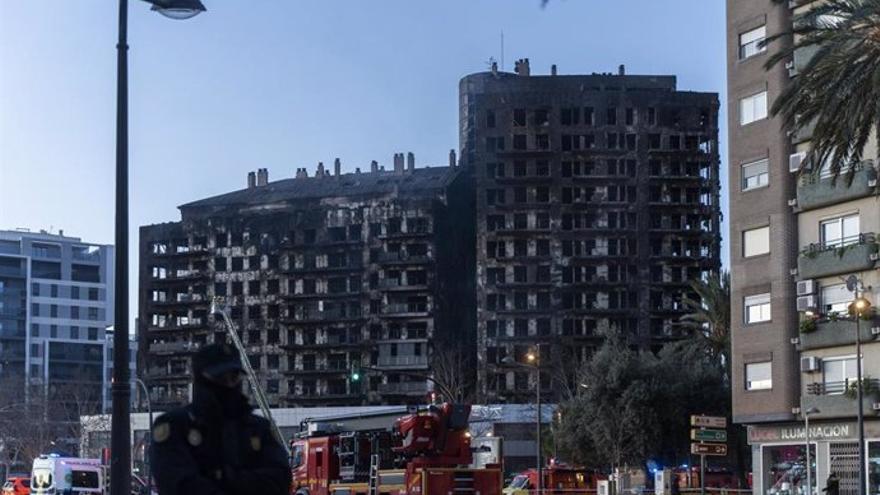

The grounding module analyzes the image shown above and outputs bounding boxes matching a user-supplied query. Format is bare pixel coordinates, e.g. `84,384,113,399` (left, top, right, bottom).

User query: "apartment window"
70,326,79,339
821,284,852,315
739,25,767,60
742,158,769,191
513,135,527,150
71,286,80,300
513,109,526,126
51,285,58,298
820,214,860,248
743,226,770,257
215,257,227,271
745,361,772,390
740,91,768,125
606,107,617,125
32,283,40,297
744,293,771,324
486,110,496,128
88,288,99,300
823,356,859,394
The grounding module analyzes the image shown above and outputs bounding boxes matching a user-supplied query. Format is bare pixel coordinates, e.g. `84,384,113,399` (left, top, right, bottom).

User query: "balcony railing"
382,303,429,315
802,379,880,420
796,161,877,210
376,355,429,368
797,232,878,279
798,315,880,351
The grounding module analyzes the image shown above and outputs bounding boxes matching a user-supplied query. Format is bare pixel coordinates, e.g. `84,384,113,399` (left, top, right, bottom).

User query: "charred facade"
459,62,722,402
139,158,475,410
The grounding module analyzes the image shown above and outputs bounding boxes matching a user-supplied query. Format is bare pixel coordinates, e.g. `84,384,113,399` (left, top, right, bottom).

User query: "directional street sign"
690,415,727,429
691,443,728,456
691,429,728,442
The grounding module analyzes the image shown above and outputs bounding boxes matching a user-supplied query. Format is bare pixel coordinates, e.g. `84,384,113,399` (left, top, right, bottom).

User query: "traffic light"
350,363,361,382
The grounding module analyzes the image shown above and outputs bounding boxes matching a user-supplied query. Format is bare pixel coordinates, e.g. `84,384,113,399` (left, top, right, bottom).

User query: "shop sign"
748,423,854,443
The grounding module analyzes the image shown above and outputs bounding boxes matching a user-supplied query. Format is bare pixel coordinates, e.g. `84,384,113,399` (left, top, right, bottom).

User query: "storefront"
748,420,880,495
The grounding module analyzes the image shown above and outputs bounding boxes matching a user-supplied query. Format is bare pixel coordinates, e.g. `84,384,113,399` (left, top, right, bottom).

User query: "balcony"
149,341,201,355
378,381,429,395
287,309,363,323
376,252,431,265
798,315,880,351
381,303,430,317
796,163,877,211
797,233,878,279
376,355,429,369
802,379,880,420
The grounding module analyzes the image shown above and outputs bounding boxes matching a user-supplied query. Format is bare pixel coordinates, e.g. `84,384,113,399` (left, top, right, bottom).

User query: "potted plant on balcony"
799,317,818,334
844,376,879,399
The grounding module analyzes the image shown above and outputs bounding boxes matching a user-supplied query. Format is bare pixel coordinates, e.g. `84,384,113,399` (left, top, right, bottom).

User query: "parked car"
2,476,30,495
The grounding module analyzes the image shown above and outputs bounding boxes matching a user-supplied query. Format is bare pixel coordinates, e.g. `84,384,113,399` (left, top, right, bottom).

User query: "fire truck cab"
290,404,502,495
504,462,602,495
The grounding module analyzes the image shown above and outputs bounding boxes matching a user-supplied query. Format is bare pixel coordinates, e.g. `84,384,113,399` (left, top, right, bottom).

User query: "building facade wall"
460,66,722,402
139,164,475,410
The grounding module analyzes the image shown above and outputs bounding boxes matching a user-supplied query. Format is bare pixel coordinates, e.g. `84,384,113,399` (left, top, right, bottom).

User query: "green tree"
766,0,880,181
680,271,731,380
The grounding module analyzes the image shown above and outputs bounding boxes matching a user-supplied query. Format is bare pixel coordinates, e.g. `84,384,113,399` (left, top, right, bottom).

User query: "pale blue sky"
0,0,728,324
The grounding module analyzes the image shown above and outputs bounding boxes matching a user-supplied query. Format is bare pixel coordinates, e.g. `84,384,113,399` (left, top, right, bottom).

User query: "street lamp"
845,275,871,495
110,2,204,495
802,406,819,495
503,343,546,495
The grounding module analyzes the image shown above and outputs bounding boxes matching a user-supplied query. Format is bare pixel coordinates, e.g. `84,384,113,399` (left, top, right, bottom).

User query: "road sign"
691,429,728,442
690,415,727,428
691,443,728,456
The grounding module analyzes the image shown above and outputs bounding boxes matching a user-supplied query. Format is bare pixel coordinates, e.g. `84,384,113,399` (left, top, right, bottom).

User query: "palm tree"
680,271,730,376
765,0,880,182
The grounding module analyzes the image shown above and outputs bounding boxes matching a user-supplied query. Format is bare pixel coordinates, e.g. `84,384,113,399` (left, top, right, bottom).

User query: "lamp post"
844,275,871,495
802,406,819,495
110,2,204,495
504,343,546,495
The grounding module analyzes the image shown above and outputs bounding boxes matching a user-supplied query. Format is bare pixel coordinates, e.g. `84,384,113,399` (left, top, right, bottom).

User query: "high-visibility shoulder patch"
153,422,171,443
250,435,262,452
187,428,203,447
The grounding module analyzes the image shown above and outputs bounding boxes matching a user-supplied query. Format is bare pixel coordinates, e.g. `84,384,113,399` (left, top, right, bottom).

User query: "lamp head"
526,352,537,363
853,297,871,311
144,0,206,20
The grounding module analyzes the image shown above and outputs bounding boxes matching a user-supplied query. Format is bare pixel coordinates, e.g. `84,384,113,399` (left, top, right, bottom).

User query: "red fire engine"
290,403,502,495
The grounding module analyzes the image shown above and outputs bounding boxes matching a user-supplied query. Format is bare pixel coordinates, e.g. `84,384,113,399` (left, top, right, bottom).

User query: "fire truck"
290,403,502,495
504,461,603,495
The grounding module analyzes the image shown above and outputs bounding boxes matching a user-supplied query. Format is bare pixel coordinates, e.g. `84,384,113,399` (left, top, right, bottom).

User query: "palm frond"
763,0,880,183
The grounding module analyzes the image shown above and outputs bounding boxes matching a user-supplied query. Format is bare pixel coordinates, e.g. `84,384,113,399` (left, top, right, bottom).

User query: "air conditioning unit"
800,356,821,373
790,337,800,345
797,295,818,312
873,402,880,411
871,327,880,337
789,152,808,173
788,198,798,207
796,280,817,296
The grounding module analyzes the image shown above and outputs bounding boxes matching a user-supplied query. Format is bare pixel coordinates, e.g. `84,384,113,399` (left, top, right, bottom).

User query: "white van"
31,455,105,495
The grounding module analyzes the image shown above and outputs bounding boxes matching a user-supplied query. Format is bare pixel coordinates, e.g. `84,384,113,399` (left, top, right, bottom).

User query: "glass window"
739,25,767,59
762,444,814,495
820,214,860,248
745,293,771,323
740,91,768,125
746,361,772,390
821,283,851,315
869,442,880,495
822,355,859,394
743,226,770,257
742,158,769,191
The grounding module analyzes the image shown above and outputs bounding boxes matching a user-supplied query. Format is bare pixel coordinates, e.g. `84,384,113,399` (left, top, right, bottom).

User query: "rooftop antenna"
501,30,505,71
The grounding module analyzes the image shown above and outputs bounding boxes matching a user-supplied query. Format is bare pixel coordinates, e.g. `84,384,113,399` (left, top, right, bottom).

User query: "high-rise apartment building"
460,61,722,402
727,3,880,494
139,158,474,411
0,229,134,415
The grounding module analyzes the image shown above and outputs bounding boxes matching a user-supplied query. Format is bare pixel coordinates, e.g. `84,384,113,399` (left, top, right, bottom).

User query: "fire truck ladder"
212,298,290,456
453,471,475,494
368,454,380,495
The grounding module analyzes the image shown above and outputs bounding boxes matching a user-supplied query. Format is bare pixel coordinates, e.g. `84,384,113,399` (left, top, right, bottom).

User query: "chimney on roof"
514,58,530,76
247,171,256,188
334,158,341,177
316,162,325,177
257,168,268,186
371,160,379,173
407,152,415,172
355,167,361,174
491,61,498,75
296,167,309,179
618,64,626,76
551,64,557,76
449,149,457,168
393,153,404,175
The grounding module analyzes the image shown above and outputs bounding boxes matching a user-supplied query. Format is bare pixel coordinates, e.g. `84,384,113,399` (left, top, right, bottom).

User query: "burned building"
139,155,474,410
460,61,722,402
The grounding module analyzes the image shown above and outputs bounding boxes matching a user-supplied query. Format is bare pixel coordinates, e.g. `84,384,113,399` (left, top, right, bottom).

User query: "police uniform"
150,344,290,495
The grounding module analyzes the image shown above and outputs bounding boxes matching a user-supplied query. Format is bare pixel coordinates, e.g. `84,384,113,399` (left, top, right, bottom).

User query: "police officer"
150,343,291,495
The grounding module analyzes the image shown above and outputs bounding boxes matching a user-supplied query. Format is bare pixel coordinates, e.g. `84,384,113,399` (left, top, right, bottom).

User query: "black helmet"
192,343,243,381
